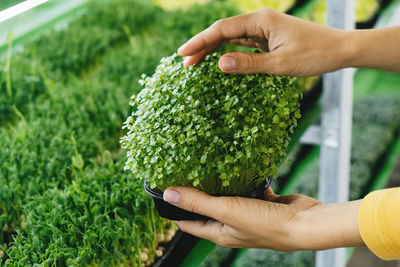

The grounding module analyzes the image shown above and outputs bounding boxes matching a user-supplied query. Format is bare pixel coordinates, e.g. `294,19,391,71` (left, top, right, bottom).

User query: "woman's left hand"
163,186,364,251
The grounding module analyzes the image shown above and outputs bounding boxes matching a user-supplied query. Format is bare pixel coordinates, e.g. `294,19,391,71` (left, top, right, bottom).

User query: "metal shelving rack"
300,1,354,266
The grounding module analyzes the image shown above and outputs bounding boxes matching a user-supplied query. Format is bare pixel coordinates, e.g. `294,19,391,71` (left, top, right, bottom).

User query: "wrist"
290,201,364,251
335,30,359,70
341,27,400,72
287,205,325,251
314,28,357,73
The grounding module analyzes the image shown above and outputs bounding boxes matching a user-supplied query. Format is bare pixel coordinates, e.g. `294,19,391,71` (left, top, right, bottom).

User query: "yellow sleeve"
358,187,400,260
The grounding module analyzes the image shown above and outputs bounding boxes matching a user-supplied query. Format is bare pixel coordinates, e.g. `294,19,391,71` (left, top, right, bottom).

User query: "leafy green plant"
5,158,175,267
122,49,301,194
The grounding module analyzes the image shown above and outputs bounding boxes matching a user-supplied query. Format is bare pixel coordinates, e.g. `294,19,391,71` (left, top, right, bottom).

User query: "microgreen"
122,49,302,194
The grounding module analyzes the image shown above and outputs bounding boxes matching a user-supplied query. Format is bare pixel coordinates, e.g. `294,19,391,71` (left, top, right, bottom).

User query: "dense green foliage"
0,37,167,267
5,159,173,266
0,34,169,235
21,0,159,78
0,0,159,125
1,0,241,265
277,144,302,177
122,50,301,194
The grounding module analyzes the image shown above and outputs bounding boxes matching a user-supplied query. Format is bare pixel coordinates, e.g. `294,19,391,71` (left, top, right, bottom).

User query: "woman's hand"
178,8,351,77
178,8,400,76
163,186,364,251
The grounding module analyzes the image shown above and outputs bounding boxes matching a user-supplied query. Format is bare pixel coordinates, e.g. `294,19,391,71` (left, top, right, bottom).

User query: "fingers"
264,187,280,201
177,220,243,248
218,51,283,74
176,220,217,241
163,187,231,222
178,11,264,57
176,220,222,242
183,50,209,67
183,43,219,67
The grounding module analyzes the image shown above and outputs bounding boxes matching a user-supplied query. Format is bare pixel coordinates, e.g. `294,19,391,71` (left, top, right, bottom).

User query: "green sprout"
122,48,302,195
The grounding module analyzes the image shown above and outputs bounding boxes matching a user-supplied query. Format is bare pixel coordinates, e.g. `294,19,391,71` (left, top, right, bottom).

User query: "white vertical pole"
316,0,354,267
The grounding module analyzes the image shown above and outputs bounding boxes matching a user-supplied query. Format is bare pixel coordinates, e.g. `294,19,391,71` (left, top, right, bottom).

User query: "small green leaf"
200,154,207,164
72,154,84,169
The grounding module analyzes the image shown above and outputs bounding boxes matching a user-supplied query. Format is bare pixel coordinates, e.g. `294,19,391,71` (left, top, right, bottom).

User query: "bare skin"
163,8,400,251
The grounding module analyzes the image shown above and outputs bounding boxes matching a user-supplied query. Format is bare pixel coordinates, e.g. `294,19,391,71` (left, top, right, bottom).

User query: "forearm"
343,26,400,72
292,200,364,250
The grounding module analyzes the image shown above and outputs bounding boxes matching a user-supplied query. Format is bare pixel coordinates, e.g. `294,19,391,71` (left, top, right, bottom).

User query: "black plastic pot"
145,177,273,221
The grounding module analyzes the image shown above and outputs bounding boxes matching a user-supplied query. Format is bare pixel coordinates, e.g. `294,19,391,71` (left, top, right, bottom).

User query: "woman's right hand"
178,8,400,76
178,8,351,76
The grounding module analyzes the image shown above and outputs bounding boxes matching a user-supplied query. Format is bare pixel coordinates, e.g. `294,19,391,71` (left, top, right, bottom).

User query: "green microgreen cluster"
122,49,301,194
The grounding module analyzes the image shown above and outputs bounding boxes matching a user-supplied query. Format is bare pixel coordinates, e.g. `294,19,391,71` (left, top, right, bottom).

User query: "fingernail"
164,189,180,204
183,57,190,67
219,56,236,71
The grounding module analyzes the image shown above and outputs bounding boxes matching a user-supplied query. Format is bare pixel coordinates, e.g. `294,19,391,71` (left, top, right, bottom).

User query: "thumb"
219,52,283,75
163,187,229,222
